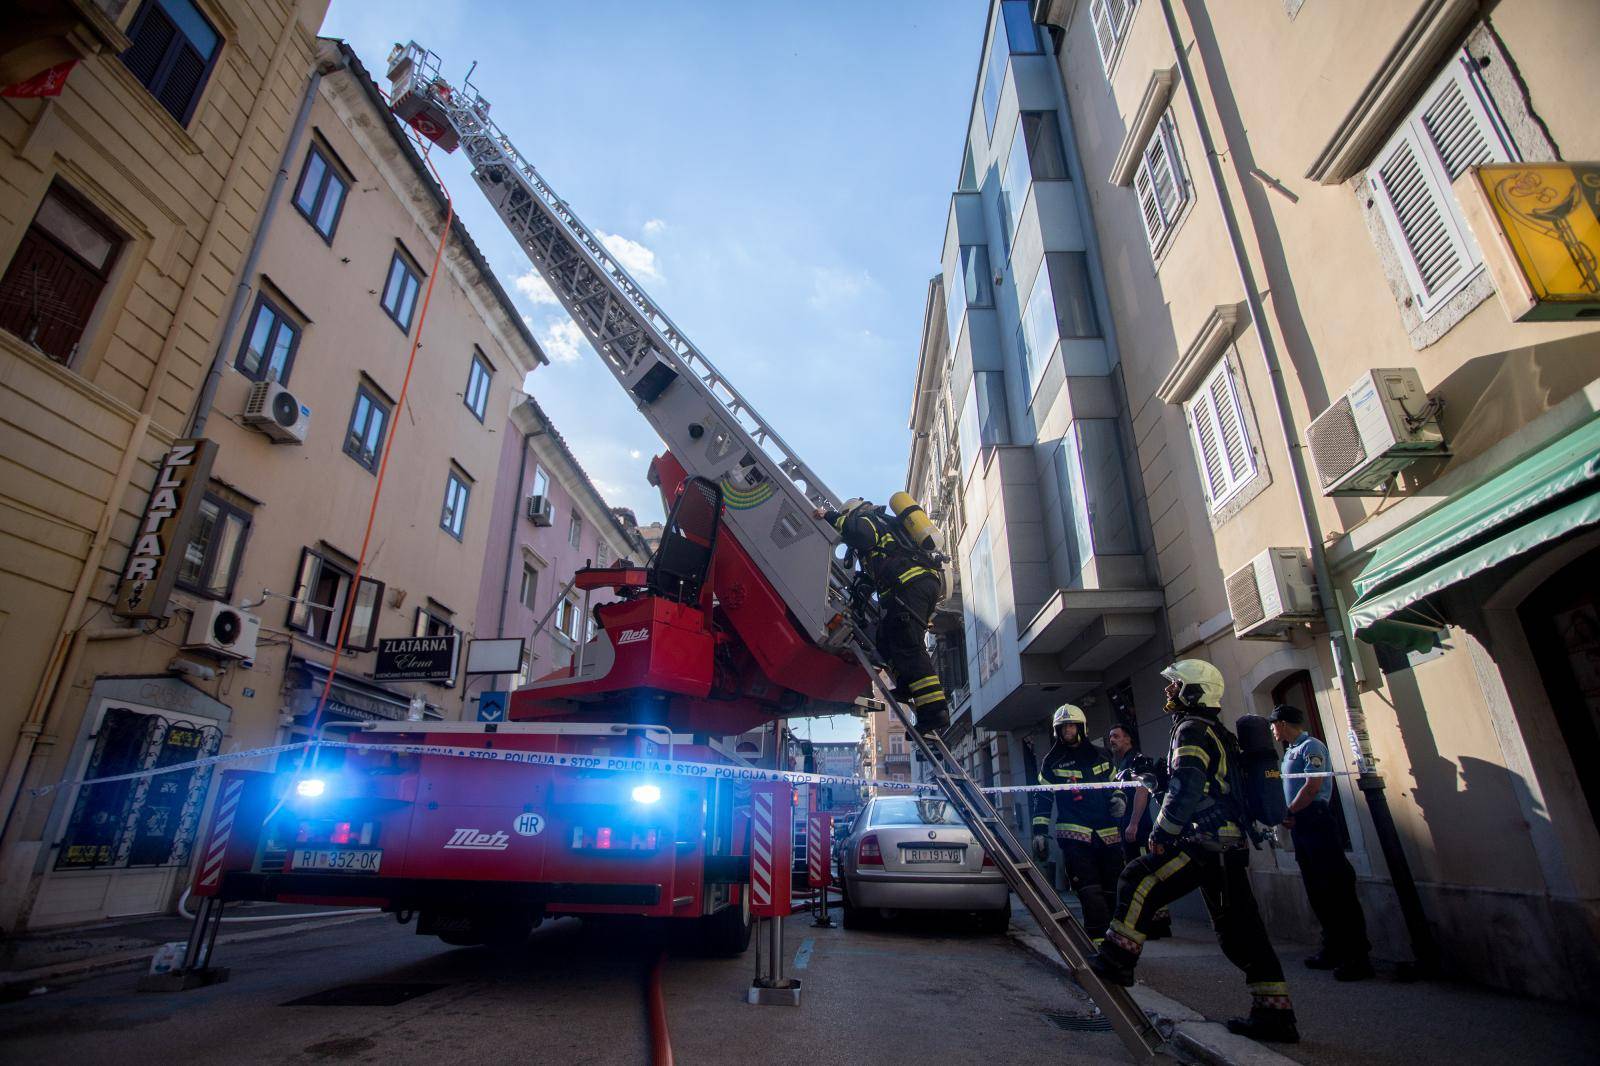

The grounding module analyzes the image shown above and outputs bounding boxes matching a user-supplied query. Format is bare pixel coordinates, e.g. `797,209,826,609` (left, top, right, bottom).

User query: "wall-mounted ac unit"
1226,548,1319,639
242,380,310,444
526,494,554,526
1306,368,1445,495
184,601,260,660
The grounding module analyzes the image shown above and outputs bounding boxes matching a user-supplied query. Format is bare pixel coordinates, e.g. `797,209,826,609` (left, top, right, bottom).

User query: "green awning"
1349,415,1600,651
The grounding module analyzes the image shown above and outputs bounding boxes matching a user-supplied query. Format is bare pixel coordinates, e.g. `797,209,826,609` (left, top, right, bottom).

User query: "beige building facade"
0,21,549,932
1017,0,1596,1001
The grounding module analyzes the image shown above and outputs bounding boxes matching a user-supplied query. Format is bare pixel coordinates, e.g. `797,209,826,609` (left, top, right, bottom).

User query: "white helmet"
1161,659,1225,709
1051,704,1088,732
839,497,868,516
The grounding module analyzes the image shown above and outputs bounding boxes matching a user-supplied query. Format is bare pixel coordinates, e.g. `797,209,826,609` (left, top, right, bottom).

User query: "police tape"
28,734,1352,800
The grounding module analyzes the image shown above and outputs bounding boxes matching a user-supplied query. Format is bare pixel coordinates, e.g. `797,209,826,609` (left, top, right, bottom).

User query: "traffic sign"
477,691,507,722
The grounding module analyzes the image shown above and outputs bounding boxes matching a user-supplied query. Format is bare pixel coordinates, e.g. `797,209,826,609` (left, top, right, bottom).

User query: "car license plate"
290,848,382,873
903,847,963,863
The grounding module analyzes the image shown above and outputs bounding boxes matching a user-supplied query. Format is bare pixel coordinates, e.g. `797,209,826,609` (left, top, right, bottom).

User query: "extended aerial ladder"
385,44,1167,1061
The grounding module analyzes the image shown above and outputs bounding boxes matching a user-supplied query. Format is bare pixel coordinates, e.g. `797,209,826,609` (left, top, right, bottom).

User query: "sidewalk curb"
1009,926,1298,1066
0,912,381,992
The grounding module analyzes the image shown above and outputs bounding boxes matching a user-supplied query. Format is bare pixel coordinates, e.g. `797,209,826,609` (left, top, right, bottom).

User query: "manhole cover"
284,982,445,1007
1044,1011,1114,1032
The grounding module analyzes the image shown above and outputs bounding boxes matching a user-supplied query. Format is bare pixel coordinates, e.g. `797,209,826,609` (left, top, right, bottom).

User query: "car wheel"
841,884,874,930
976,899,1012,935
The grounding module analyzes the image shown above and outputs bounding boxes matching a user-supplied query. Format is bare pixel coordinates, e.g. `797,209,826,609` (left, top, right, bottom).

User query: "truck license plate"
904,847,963,863
290,848,382,873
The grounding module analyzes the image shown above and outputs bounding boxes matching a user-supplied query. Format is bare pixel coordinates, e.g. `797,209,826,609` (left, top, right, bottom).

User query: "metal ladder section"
387,44,856,646
847,645,1168,1062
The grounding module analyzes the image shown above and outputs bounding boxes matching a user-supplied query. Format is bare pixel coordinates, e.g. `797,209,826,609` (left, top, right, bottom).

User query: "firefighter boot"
1088,925,1140,987
1226,1007,1300,1044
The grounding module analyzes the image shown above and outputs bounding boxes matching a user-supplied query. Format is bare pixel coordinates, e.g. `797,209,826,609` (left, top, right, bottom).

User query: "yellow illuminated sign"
1460,163,1600,321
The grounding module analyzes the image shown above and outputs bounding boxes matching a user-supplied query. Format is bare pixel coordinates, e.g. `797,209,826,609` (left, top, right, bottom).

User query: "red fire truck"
194,453,864,953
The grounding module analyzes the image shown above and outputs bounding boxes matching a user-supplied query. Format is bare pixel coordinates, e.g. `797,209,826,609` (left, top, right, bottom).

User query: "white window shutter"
1209,362,1255,485
1133,160,1162,248
1187,401,1225,506
1090,0,1116,68
1146,121,1179,226
1368,50,1515,320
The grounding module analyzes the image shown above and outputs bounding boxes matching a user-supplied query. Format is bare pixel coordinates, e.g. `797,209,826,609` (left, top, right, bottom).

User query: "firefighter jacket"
1031,739,1125,845
824,507,938,595
1150,710,1246,851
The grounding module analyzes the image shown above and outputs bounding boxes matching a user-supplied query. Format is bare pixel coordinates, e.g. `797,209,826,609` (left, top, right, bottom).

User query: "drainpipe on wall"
496,423,545,690
189,54,340,436
1156,0,1437,970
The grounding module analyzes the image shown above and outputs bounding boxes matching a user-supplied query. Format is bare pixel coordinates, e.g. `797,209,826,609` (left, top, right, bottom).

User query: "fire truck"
187,47,873,955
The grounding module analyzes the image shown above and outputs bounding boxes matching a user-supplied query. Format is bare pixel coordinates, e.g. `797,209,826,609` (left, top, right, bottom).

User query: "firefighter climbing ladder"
386,43,1167,1062
849,646,1169,1062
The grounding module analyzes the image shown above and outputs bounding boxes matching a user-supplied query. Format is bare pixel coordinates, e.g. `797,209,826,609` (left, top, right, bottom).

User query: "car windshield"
868,797,964,827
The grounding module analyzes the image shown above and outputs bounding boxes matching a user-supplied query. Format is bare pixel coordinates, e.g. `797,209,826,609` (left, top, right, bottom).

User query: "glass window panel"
1076,420,1139,555
177,499,219,588
315,176,345,237
981,26,1008,134
532,468,550,499
1002,0,1042,53
959,143,978,192
239,302,275,377
294,151,326,216
1001,119,1030,244
963,245,993,307
34,193,115,270
265,320,295,383
1024,112,1069,180
159,0,219,57
382,257,405,315
207,511,247,596
346,578,381,649
288,549,318,632
1020,264,1057,388
1054,441,1088,587
1047,252,1099,339
398,273,419,328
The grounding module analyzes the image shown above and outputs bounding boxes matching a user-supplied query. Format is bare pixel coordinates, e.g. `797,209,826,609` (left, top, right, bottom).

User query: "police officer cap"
1268,704,1304,725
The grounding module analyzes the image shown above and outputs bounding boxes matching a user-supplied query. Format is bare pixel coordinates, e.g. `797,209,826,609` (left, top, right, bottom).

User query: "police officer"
1090,660,1298,1044
1030,704,1125,942
1271,704,1373,981
1107,724,1170,940
814,498,947,735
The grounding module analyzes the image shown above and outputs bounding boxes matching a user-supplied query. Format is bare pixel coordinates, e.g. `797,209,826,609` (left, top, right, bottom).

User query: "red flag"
3,60,79,99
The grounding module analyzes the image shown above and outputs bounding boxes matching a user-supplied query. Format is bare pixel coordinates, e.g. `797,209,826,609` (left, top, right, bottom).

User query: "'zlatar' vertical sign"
115,438,219,619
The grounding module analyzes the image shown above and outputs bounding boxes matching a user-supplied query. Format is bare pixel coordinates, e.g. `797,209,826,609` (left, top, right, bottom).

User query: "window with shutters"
119,0,221,127
0,185,124,366
1367,49,1516,322
1183,357,1258,513
1132,110,1190,259
1089,0,1139,74
286,546,382,649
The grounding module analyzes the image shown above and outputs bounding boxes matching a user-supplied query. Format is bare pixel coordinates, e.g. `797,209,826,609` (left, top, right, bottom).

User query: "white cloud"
642,218,667,236
514,268,560,306
629,449,642,459
538,319,592,365
597,230,661,281
807,266,874,310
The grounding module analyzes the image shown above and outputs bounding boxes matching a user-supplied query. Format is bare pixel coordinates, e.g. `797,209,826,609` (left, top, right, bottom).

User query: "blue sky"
322,1,987,740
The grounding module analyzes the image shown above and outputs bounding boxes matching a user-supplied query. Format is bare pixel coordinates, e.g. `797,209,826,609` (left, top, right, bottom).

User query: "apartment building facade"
1012,0,1596,1001
912,0,1171,837
0,29,551,931
473,394,651,696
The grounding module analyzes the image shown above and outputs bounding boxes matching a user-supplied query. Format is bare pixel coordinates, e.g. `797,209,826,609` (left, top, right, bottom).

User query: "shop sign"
1459,162,1600,321
115,439,218,619
374,634,460,681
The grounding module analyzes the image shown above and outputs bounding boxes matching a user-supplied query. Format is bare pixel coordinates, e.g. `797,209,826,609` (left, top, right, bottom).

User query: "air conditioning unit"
1225,548,1319,639
526,494,554,526
242,380,310,444
1306,368,1445,496
184,601,260,660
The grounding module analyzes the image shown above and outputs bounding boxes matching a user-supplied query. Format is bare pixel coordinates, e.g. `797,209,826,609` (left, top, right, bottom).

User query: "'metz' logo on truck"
443,828,510,851
616,628,649,645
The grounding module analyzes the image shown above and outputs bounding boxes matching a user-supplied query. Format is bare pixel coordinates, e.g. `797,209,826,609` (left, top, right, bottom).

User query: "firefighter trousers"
1102,845,1291,1013
1059,838,1123,940
877,573,946,730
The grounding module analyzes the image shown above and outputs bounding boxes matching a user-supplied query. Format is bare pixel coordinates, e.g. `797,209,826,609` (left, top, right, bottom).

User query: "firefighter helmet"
1161,659,1225,710
839,497,868,517
1051,703,1088,732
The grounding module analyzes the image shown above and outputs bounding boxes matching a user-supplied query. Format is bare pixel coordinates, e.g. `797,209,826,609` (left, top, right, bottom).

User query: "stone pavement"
1011,900,1599,1066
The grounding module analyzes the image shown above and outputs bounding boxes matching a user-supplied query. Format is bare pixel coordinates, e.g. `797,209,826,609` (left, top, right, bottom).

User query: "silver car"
838,795,1010,931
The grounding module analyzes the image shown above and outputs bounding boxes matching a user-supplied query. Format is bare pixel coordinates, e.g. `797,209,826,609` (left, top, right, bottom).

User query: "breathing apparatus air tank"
889,491,943,553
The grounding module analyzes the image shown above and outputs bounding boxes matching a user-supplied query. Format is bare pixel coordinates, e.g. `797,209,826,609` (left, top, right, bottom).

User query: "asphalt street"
0,907,1131,1065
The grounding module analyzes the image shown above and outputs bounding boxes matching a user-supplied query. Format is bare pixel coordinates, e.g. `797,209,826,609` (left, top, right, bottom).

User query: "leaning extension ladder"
848,646,1169,1062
